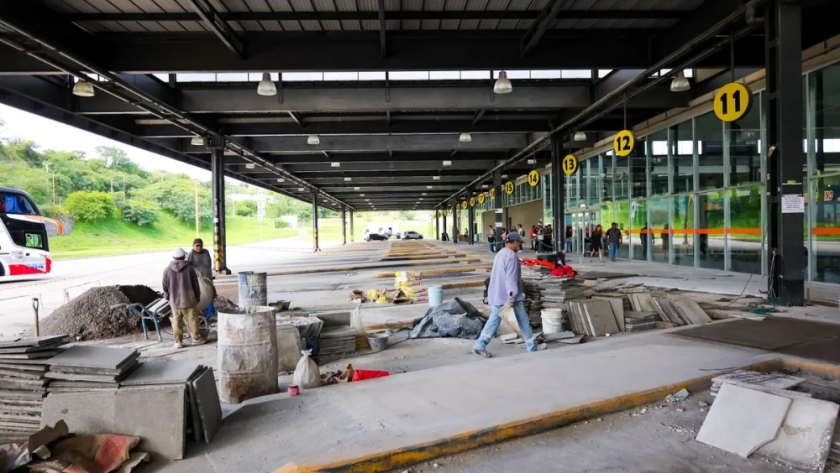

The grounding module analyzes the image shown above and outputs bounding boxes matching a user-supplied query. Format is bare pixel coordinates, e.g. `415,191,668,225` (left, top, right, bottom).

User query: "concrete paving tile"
672,298,712,324
121,361,200,386
47,346,138,370
192,367,222,444
696,383,791,458
582,300,619,336
756,397,839,471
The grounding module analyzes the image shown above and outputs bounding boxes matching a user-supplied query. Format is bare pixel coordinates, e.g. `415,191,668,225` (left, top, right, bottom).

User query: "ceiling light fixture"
354,187,360,190
298,187,305,192
331,162,341,168
502,174,508,179
527,159,536,164
574,131,587,142
427,185,433,189
257,72,277,96
245,163,256,169
459,132,472,143
359,194,365,197
494,71,513,94
419,198,424,201
344,177,352,182
482,184,489,188
72,80,95,97
307,135,320,145
670,71,691,93
422,193,427,196
277,178,285,183
442,160,452,166
433,176,441,181
190,135,205,146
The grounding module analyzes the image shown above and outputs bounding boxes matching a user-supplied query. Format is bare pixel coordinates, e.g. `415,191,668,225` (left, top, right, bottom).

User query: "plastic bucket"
367,332,389,352
541,308,564,334
428,285,444,307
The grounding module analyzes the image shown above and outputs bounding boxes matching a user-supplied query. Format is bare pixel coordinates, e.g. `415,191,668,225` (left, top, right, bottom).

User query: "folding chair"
127,298,171,341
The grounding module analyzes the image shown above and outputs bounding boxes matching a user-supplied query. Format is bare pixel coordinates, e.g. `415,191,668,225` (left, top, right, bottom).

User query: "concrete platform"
151,330,779,473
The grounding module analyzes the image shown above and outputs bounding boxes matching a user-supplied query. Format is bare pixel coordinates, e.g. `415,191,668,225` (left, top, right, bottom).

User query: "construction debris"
522,269,587,326
711,371,805,397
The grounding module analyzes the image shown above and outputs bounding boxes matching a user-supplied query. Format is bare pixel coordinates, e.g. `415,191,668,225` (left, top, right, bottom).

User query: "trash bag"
293,350,321,389
409,297,488,340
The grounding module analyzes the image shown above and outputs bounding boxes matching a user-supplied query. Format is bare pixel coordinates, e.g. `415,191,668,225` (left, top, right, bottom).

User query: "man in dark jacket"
162,248,204,348
186,238,213,280
606,222,623,262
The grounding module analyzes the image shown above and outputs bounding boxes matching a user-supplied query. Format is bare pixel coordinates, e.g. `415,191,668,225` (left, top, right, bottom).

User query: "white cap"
172,248,187,259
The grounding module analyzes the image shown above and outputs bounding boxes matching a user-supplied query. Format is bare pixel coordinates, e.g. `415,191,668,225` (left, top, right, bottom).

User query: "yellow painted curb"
375,266,492,279
274,359,783,473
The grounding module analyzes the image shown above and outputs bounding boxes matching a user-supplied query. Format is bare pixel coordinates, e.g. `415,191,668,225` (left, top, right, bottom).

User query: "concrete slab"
154,330,777,473
122,361,201,386
192,367,222,444
756,397,839,471
696,384,791,458
47,346,138,370
276,326,303,372
672,298,712,325
592,296,624,332
582,300,619,336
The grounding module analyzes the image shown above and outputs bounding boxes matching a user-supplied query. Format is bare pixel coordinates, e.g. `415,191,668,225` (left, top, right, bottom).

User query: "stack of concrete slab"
523,270,587,326
651,297,689,326
0,335,70,443
624,311,660,332
671,298,712,325
697,382,839,472
711,370,806,397
42,360,222,460
45,346,140,391
567,299,620,337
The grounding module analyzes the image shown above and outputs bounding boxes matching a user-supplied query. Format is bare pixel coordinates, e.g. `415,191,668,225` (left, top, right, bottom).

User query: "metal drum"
218,306,278,403
238,271,267,308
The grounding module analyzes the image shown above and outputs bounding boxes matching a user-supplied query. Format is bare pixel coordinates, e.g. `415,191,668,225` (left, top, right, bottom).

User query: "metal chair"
127,298,171,341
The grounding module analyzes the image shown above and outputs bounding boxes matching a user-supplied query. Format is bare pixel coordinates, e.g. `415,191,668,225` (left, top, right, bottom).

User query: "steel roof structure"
0,0,837,211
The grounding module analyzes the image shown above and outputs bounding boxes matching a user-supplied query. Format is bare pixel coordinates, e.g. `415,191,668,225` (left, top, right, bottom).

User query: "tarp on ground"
409,298,488,340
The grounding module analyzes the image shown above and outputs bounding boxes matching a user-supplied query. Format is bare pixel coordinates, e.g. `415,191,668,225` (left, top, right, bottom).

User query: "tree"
235,200,257,217
120,198,158,226
64,191,117,222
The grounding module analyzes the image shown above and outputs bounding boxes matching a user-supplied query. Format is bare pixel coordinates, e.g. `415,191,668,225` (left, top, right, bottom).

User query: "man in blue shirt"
474,232,547,357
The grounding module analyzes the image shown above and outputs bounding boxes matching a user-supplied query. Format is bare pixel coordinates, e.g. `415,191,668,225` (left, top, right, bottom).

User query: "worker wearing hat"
474,232,546,357
162,248,205,348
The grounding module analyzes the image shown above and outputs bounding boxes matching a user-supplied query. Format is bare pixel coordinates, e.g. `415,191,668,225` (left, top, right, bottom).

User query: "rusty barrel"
218,306,278,403
237,271,267,308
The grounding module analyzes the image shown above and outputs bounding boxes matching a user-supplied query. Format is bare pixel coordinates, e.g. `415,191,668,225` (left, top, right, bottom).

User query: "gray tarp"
409,298,488,339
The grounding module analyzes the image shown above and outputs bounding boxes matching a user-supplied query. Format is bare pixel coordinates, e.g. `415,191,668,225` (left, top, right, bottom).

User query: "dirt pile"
42,285,163,340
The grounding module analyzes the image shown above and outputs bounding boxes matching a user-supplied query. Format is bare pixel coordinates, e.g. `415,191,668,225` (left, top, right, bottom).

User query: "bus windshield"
0,192,39,215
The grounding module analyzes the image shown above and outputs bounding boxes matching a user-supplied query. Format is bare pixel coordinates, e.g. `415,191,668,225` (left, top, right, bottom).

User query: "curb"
274,359,784,473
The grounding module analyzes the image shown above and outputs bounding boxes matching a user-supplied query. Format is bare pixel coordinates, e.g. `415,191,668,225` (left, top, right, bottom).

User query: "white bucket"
541,309,564,334
428,285,444,307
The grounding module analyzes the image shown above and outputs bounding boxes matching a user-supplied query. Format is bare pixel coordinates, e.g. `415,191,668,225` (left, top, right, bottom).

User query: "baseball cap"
505,232,523,243
172,248,187,259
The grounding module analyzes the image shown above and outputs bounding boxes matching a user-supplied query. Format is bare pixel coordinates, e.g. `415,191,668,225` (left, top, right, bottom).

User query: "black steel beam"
378,0,387,59
521,0,575,57
278,160,496,173
188,0,244,58
61,10,689,22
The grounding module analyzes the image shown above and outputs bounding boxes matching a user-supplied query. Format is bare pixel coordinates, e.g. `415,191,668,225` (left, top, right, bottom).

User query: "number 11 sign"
714,82,752,123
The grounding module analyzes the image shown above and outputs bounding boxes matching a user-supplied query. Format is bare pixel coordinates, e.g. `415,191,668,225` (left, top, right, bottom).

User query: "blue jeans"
489,239,496,253
610,243,618,261
565,239,573,253
474,301,538,352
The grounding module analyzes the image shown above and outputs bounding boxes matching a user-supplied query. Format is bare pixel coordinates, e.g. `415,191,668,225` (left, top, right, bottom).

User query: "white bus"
0,187,52,277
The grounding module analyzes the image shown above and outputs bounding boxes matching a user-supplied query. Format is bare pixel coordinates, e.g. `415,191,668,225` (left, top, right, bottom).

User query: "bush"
235,200,257,217
120,198,158,226
39,204,69,218
273,219,290,229
64,191,116,222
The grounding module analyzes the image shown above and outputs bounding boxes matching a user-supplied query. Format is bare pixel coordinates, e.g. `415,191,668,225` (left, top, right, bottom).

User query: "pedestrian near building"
589,224,604,262
162,248,205,348
473,232,547,357
565,226,573,253
186,238,213,280
487,225,496,253
529,225,537,251
606,223,623,262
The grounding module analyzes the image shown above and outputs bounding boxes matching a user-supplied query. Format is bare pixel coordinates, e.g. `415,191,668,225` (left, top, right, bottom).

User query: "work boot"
535,343,548,351
192,338,206,346
173,341,183,349
472,348,493,358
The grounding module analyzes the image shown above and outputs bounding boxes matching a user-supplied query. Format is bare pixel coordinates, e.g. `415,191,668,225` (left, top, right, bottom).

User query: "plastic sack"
351,370,390,382
292,349,321,389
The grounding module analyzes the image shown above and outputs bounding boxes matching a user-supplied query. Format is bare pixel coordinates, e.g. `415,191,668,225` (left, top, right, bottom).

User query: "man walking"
473,232,546,357
606,222,623,262
487,225,496,253
162,248,205,348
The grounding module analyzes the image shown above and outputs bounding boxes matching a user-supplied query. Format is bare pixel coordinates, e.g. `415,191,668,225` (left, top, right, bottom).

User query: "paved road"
0,238,342,338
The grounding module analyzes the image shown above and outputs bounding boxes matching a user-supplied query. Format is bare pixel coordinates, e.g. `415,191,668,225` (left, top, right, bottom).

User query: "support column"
766,0,804,306
350,210,355,242
551,136,566,252
341,207,347,245
453,204,459,244
312,191,321,252
468,196,475,245
436,212,440,240
210,146,230,274
494,170,503,248
442,212,448,241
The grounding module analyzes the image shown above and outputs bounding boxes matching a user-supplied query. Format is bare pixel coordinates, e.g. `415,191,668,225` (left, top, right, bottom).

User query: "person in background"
518,224,525,238
186,238,213,280
589,224,604,262
641,224,650,259
606,222,623,262
487,225,496,253
473,232,547,357
543,225,554,252
565,226,573,253
530,225,537,251
661,223,671,259
162,248,205,349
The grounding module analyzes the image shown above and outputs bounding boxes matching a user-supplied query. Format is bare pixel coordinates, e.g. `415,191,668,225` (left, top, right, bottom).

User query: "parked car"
365,233,388,241
402,231,424,240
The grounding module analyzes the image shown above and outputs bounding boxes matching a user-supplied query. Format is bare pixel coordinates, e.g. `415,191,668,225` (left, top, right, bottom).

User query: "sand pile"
42,285,162,340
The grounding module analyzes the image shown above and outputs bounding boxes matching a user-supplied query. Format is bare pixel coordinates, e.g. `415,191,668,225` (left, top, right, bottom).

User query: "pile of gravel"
214,295,238,313
42,285,162,340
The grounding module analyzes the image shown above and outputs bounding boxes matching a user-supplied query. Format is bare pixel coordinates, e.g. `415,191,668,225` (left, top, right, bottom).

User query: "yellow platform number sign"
613,130,635,157
528,170,540,187
461,201,468,210
477,193,486,204
562,154,578,176
489,188,496,199
469,197,476,207
503,181,515,195
714,82,752,122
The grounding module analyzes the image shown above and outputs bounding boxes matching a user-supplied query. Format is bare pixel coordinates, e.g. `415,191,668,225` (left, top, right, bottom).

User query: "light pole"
193,179,201,238
44,163,56,205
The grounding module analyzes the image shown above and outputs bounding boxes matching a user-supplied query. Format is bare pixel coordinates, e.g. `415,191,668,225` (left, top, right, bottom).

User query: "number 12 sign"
613,130,635,157
714,82,752,123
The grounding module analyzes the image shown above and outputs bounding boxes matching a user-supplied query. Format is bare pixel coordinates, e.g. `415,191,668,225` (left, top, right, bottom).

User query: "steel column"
436,212,440,240
468,197,475,245
453,205,459,244
341,207,347,245
494,170,503,248
766,0,804,305
210,146,230,274
443,213,448,241
350,210,355,242
551,137,566,251
312,192,321,252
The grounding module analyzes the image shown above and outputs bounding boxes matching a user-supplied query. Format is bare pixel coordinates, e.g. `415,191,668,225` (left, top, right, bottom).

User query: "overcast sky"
0,104,211,181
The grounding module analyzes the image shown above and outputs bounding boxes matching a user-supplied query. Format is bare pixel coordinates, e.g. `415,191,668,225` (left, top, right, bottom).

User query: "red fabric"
351,370,390,382
550,265,577,278
521,258,556,270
